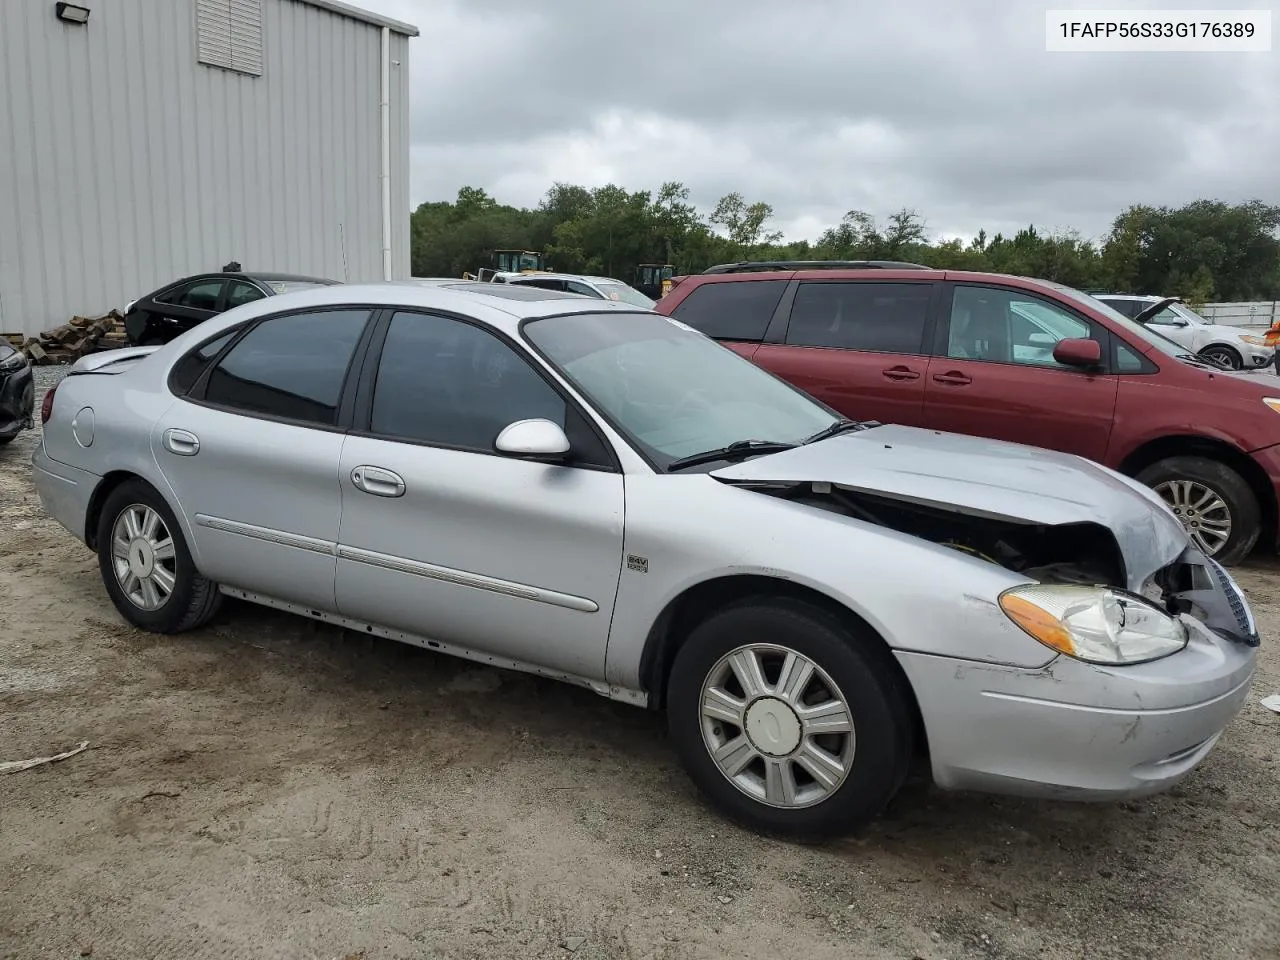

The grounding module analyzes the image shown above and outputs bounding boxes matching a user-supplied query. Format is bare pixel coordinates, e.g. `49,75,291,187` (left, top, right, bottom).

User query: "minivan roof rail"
701,259,933,274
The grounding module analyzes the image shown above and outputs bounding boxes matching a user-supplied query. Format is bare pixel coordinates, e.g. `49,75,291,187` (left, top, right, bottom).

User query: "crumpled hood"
710,424,1190,586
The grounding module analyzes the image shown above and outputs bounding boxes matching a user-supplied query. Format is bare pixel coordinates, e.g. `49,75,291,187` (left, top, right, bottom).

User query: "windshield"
1041,282,1191,360
595,281,656,309
523,312,839,468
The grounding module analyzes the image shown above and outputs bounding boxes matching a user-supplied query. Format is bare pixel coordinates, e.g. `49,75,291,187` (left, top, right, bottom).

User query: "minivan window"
785,281,933,354
670,279,788,341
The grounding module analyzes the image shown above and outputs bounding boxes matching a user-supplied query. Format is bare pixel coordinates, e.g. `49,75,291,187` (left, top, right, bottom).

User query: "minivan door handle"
351,465,406,498
162,428,200,456
932,371,973,386
882,365,921,382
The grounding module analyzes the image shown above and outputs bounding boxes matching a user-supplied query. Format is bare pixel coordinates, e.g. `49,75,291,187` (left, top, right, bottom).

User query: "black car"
123,271,339,345
0,339,34,446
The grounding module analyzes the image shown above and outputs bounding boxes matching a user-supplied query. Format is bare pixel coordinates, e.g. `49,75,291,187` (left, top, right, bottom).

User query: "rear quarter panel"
42,360,194,551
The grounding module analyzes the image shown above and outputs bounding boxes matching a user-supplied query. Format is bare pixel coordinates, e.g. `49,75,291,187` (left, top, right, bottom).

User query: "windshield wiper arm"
666,439,798,472
801,418,869,445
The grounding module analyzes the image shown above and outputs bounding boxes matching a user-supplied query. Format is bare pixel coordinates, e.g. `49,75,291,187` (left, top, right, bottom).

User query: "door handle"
932,371,973,386
162,428,200,456
351,465,405,498
881,365,921,381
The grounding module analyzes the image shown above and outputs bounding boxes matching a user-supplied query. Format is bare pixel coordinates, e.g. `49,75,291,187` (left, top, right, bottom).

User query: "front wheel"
1136,456,1260,565
666,598,914,840
96,479,222,632
1198,345,1242,370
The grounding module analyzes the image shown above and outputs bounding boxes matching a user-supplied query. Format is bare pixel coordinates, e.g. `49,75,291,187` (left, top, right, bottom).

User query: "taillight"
40,381,59,424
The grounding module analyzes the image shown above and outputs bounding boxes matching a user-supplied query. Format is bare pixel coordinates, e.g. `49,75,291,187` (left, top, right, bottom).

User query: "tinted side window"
946,286,1093,369
226,281,266,308
202,310,369,424
1116,342,1147,372
169,280,225,311
565,280,602,298
1105,299,1142,318
785,282,933,353
670,279,787,341
370,312,567,451
513,277,566,292
170,329,239,395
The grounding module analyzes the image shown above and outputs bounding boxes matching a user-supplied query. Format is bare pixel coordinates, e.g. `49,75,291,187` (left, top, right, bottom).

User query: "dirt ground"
2,368,1278,960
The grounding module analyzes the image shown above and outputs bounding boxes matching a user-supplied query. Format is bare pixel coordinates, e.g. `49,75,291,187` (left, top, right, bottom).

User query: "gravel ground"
2,365,1278,960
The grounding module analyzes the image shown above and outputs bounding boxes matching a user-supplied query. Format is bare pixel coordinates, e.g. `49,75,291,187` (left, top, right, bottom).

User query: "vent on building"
196,0,264,77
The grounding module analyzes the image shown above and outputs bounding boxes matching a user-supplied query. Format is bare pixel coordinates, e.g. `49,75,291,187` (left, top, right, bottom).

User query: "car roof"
183,279,654,342
501,271,628,285
240,272,340,284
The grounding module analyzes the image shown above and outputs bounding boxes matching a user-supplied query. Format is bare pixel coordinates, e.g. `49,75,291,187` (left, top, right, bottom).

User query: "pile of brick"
2,311,130,365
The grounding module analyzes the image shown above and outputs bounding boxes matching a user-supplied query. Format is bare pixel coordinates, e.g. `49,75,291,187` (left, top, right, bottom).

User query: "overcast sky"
357,0,1277,244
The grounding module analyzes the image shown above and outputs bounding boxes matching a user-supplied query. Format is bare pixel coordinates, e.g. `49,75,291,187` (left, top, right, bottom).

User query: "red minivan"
655,263,1280,565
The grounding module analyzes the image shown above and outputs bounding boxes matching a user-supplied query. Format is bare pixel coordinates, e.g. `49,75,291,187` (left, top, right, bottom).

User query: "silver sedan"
31,279,1259,839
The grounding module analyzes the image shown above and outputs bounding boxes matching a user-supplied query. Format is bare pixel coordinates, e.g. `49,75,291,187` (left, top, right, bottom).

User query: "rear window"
670,279,788,341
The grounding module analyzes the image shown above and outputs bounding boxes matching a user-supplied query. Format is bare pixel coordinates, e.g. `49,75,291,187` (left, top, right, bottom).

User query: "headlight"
1262,398,1280,414
0,350,26,372
1241,335,1269,346
999,585,1188,665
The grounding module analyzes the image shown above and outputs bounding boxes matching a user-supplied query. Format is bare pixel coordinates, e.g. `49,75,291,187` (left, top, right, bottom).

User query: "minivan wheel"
96,479,222,633
666,598,913,840
1198,345,1242,370
1136,456,1260,565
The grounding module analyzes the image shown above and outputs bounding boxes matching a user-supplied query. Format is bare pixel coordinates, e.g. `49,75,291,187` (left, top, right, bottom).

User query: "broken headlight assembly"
999,584,1189,665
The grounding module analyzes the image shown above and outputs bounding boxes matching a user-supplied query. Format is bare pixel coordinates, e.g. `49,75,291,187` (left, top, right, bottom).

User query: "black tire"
666,597,914,841
0,436,14,446
96,478,222,633
1198,345,1241,370
1135,455,1260,565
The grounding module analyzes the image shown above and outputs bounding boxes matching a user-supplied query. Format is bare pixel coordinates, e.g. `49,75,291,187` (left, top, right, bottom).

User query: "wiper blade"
802,418,868,445
666,439,797,471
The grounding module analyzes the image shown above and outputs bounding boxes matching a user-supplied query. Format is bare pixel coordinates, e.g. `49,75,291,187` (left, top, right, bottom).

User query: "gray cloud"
362,0,1279,241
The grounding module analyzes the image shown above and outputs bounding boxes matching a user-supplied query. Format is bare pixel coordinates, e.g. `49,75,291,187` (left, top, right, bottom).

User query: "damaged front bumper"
899,544,1259,802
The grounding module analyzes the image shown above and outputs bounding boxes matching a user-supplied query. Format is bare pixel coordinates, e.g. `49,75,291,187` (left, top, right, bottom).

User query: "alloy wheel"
110,503,178,611
699,643,855,808
1155,479,1232,556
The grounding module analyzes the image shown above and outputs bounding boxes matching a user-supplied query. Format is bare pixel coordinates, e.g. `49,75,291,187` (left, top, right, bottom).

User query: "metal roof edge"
296,0,420,36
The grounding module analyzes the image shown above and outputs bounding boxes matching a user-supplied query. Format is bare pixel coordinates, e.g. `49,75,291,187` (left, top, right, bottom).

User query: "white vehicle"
492,271,656,308
1094,294,1272,372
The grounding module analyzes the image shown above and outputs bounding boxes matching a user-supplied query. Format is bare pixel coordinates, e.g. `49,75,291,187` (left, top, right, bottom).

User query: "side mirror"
1053,337,1102,368
494,418,571,462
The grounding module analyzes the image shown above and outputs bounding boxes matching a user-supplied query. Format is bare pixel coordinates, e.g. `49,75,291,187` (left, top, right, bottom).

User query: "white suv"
492,271,656,308
1094,294,1272,371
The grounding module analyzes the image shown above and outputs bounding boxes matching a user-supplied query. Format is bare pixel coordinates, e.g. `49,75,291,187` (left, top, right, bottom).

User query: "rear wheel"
1198,345,1241,370
666,598,914,840
96,479,222,632
1136,455,1260,564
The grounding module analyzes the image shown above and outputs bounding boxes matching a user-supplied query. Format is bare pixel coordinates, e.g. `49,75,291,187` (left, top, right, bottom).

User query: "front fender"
603,477,1056,692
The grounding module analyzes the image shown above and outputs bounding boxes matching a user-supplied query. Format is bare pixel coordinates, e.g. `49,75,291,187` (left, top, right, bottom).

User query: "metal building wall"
0,0,413,337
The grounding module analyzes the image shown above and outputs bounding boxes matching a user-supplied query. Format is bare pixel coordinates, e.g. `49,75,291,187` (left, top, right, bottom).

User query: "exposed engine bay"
771,481,1128,587
757,480,1260,649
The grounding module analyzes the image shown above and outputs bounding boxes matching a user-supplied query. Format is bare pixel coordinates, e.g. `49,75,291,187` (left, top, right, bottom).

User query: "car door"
152,307,374,611
922,283,1119,460
1143,305,1200,351
666,278,789,360
149,277,229,337
334,309,626,680
750,280,939,426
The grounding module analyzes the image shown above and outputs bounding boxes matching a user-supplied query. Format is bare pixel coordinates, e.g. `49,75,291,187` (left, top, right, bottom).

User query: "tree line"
409,183,1280,305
